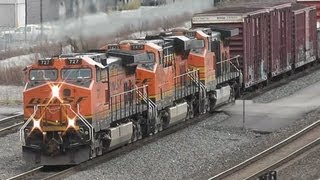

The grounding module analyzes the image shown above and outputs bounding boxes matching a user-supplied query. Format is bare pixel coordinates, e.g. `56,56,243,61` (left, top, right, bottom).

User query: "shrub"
122,0,141,10
0,66,24,86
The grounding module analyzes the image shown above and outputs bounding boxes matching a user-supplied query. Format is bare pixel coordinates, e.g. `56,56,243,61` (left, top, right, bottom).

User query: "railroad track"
6,64,320,179
209,119,320,180
8,112,213,180
7,166,71,180
0,113,24,136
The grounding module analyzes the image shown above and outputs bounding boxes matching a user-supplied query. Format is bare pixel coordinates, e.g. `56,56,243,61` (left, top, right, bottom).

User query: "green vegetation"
122,0,141,10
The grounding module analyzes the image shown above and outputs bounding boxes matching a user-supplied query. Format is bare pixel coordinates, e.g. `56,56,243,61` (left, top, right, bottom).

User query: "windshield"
30,69,58,81
62,68,92,80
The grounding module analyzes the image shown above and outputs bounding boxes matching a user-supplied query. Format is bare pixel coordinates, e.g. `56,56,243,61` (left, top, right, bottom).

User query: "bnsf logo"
26,96,87,108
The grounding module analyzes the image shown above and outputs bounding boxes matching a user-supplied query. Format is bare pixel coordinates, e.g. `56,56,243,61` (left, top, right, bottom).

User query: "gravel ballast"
254,69,320,103
0,1,319,179
65,108,320,180
66,113,256,180
0,132,35,180
0,105,22,119
277,146,320,179
0,85,24,105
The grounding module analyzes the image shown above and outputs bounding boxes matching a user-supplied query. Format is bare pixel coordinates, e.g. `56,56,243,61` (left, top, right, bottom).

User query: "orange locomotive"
21,28,241,165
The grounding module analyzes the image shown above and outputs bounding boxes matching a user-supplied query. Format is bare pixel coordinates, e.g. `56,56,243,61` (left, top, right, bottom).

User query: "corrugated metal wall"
0,0,25,27
0,4,15,27
27,0,60,24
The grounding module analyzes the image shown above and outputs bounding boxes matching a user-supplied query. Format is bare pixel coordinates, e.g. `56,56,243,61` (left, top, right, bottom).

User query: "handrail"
216,55,241,72
20,106,39,144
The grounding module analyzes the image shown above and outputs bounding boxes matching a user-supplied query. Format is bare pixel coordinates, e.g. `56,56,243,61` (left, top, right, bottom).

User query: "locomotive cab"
21,54,107,165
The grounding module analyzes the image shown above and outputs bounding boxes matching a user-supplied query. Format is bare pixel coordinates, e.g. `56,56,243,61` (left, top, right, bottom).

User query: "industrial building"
0,0,25,27
26,0,135,24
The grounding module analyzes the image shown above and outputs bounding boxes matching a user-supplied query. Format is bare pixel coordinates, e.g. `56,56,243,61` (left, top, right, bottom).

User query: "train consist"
193,2,318,88
20,1,319,165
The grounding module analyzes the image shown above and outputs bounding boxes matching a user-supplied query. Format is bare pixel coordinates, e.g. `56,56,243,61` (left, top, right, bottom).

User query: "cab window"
29,69,58,81
62,68,92,80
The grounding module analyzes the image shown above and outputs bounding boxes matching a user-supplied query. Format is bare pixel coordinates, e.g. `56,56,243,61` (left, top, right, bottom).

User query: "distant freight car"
260,3,293,77
192,7,269,88
292,3,318,68
296,0,320,28
141,0,167,6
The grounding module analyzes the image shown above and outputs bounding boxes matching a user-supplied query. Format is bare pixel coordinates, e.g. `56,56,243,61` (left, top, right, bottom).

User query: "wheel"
187,102,194,119
229,85,236,103
131,121,142,142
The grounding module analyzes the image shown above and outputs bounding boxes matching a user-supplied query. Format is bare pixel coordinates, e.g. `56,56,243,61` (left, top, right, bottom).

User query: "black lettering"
43,98,50,104
75,96,87,104
28,98,41,105
63,97,75,104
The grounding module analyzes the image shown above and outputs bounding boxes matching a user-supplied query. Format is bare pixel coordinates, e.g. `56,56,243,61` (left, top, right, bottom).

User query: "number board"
38,59,53,66
131,44,144,50
108,45,120,50
184,31,196,38
66,58,82,65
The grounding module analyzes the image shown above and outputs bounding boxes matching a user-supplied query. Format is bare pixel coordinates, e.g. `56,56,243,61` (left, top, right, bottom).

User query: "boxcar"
265,3,293,77
297,0,320,28
192,7,269,88
292,3,318,68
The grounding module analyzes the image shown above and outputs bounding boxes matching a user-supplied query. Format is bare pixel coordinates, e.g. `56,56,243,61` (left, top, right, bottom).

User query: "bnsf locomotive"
21,28,240,165
20,1,319,166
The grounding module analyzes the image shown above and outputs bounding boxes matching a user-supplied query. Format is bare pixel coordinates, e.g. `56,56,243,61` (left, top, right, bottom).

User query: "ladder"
135,85,157,120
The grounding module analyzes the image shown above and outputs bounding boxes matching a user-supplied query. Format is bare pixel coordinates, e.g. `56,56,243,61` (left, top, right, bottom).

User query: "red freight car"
192,7,269,88
297,0,320,28
265,3,293,77
292,3,318,68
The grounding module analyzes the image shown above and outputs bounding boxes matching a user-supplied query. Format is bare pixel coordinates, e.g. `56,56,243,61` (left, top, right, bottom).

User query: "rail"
9,112,215,180
0,113,23,136
209,119,320,180
7,166,43,180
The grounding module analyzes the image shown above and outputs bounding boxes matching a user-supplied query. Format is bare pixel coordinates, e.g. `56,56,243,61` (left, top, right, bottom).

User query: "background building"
27,0,136,24
0,0,25,27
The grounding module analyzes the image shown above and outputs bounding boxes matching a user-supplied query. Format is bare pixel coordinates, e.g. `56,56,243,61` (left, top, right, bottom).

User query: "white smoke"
49,0,215,42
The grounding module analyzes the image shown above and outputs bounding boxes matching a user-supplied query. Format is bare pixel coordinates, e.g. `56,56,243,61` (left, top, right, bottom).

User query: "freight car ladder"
136,85,157,120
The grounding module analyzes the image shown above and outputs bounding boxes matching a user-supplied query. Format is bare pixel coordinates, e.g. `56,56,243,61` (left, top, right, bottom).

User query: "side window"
159,52,163,65
97,68,108,82
105,88,110,104
96,68,102,82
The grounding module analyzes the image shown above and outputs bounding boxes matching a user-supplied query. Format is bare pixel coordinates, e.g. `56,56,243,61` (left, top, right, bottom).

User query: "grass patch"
0,100,22,106
0,42,66,61
0,66,25,86
122,0,141,10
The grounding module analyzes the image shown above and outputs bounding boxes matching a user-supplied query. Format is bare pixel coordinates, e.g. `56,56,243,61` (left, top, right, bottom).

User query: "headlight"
32,118,42,131
67,117,76,129
51,85,60,99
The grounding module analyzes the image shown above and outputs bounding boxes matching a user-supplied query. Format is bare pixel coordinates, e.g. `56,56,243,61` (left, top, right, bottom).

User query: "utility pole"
25,0,27,42
40,0,43,44
243,98,245,130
